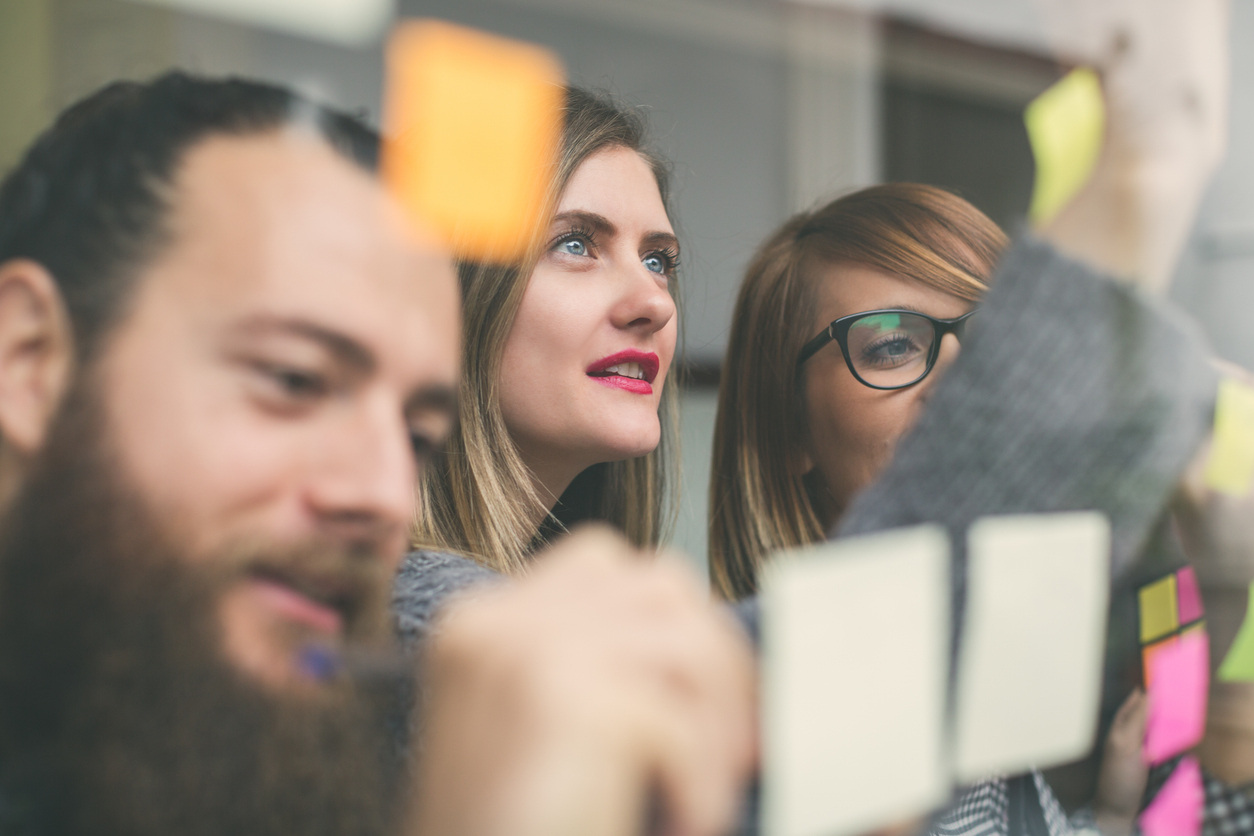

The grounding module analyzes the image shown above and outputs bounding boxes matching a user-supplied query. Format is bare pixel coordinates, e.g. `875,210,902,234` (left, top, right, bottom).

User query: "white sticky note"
122,0,392,46
954,512,1111,781
761,526,951,836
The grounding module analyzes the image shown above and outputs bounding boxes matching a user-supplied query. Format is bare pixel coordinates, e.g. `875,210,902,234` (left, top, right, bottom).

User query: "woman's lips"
591,375,654,395
586,350,660,395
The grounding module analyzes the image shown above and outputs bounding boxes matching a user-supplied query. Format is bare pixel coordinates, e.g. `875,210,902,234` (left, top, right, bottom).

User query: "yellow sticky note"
1219,585,1254,682
1139,575,1179,644
1203,378,1254,496
382,20,564,262
1024,68,1105,225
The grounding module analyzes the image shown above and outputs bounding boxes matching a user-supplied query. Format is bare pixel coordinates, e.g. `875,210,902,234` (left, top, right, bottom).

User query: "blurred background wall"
1,0,1251,574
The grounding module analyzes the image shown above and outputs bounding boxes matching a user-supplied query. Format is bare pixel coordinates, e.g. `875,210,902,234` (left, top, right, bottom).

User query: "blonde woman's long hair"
413,87,679,574
708,183,1007,599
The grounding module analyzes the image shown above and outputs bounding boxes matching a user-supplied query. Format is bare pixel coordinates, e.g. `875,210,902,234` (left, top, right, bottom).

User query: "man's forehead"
136,129,460,377
165,129,409,291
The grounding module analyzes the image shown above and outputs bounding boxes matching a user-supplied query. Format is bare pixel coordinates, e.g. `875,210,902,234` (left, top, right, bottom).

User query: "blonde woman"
393,86,682,641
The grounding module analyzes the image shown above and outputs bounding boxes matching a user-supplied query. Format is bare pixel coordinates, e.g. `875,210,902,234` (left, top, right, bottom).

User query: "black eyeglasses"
796,308,976,390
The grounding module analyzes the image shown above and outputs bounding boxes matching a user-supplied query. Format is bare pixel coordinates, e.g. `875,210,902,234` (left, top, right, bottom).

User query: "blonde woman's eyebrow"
553,210,678,253
551,209,615,237
641,230,680,256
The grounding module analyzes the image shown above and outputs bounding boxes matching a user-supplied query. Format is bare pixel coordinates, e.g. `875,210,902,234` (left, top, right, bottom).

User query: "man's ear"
0,259,73,455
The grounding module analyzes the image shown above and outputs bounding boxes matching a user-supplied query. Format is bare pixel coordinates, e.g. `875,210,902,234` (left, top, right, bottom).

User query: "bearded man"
0,73,756,836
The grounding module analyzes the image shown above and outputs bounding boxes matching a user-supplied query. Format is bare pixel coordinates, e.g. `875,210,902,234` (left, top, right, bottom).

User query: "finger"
1112,687,1147,729
625,684,742,836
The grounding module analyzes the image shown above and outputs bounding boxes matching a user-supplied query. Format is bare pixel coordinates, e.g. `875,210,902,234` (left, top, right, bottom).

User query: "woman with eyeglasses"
708,183,1003,599
706,183,1158,836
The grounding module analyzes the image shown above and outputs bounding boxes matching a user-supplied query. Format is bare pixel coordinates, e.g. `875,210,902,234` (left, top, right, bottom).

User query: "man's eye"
262,365,327,399
409,432,436,463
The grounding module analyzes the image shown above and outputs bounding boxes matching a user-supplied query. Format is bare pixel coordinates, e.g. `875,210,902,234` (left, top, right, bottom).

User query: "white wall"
20,0,1253,571
1172,0,1254,368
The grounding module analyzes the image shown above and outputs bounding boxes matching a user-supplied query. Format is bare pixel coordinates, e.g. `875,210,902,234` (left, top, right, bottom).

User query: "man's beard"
0,377,410,836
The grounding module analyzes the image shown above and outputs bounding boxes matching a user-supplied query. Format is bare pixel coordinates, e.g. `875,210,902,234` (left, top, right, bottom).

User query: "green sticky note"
1218,584,1254,682
1204,378,1254,496
1024,68,1105,225
1139,575,1179,644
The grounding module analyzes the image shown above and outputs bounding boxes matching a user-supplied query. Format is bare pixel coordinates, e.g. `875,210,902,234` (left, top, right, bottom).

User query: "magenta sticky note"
1144,631,1209,764
1139,755,1202,836
1177,566,1204,624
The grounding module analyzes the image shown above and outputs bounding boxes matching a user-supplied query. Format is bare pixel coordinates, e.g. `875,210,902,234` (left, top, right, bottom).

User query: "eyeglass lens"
844,312,938,387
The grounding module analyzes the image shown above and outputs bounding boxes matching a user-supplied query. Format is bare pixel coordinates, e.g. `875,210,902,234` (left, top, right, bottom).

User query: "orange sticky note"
383,20,564,262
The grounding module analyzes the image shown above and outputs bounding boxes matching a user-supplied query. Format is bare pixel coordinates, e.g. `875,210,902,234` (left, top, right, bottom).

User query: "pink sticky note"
1177,566,1204,624
1144,631,1209,763
1139,755,1202,836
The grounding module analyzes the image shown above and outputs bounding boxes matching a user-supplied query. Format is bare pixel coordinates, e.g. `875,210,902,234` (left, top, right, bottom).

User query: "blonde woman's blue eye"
643,254,666,274
559,238,588,256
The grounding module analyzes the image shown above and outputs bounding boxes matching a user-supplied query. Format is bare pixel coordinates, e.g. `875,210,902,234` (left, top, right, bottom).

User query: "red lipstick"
586,350,660,395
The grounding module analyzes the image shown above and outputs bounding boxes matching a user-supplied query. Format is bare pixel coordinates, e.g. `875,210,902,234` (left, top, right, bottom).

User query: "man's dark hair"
0,71,380,362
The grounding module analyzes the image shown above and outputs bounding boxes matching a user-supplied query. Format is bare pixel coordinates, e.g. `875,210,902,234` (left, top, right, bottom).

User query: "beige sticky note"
1025,68,1105,225
761,527,950,836
382,20,564,262
953,512,1110,781
1204,378,1254,496
123,0,392,46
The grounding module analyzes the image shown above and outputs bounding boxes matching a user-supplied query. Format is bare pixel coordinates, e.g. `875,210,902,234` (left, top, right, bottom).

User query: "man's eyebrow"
233,316,375,372
406,385,458,419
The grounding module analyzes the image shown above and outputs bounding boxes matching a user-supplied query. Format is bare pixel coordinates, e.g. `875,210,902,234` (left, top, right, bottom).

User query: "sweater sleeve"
836,233,1217,605
391,549,502,647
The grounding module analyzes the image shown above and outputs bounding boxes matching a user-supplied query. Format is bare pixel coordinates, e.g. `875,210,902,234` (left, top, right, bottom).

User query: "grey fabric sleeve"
391,549,502,646
835,234,1218,602
738,235,1218,643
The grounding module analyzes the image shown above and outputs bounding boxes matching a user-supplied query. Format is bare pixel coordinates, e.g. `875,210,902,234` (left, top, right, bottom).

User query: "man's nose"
303,402,415,553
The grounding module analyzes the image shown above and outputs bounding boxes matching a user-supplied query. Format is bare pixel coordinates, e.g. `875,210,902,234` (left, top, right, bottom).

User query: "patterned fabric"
929,774,1090,836
1203,769,1254,836
1036,771,1077,836
931,780,1010,836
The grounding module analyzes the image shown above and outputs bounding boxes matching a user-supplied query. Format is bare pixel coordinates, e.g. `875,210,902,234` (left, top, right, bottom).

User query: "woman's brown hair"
412,87,679,574
708,183,1007,599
